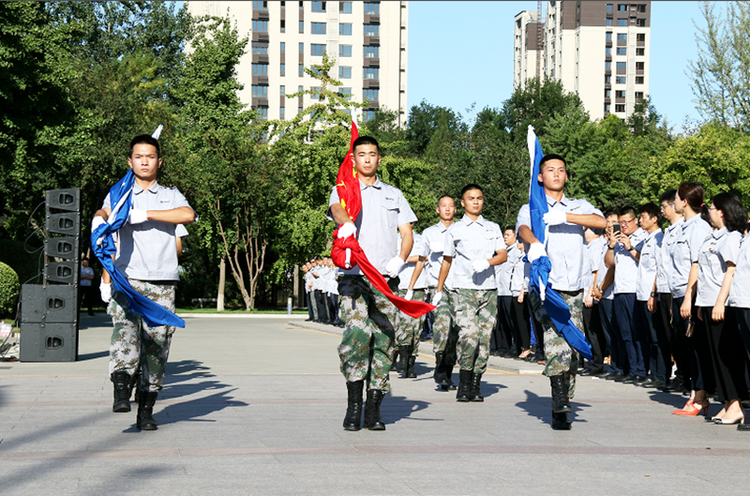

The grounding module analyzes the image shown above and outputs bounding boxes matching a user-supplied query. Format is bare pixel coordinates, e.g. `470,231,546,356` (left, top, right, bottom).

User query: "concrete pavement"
1,313,749,495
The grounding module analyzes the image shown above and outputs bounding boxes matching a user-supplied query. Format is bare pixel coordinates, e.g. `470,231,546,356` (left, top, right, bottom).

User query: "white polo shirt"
635,229,663,301
422,221,456,290
613,228,647,295
670,215,712,298
397,232,429,290
444,214,504,290
696,227,742,307
728,233,750,308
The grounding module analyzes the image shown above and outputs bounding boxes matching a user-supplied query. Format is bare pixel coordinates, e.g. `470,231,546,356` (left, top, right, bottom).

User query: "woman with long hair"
670,182,715,416
696,193,748,424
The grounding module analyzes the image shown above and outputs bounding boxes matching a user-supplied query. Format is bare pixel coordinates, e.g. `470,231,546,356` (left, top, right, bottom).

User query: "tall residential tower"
186,1,408,123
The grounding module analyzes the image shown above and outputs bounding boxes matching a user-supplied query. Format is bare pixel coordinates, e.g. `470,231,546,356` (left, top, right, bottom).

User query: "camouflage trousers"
395,289,424,355
452,288,498,374
107,279,176,393
536,289,584,398
430,288,460,357
337,275,399,392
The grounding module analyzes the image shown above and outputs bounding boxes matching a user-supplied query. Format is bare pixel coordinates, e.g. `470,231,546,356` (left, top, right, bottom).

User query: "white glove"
543,210,567,226
100,282,112,303
385,256,405,278
432,291,443,307
527,242,547,262
337,223,357,239
430,242,444,253
404,290,414,301
472,259,490,273
91,216,106,231
129,209,148,225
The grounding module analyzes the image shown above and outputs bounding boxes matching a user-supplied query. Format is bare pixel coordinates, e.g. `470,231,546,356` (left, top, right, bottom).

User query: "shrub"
0,262,20,318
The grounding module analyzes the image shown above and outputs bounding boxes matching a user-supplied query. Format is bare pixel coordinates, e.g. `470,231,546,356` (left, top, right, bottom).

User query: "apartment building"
514,1,651,120
187,1,408,124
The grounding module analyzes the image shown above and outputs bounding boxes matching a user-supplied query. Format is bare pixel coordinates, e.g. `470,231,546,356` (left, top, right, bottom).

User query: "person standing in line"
516,154,606,430
435,184,507,402
395,228,429,378
727,207,750,431
328,136,417,431
593,212,621,380
581,227,607,376
508,237,532,360
303,262,318,322
80,257,95,316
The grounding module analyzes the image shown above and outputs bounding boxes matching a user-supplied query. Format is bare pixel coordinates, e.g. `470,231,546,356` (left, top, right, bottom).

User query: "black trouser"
492,295,514,353
705,307,749,402
79,284,94,315
528,299,545,360
306,292,315,320
328,293,339,323
314,290,329,323
510,296,531,352
635,300,668,383
672,296,714,393
654,293,677,382
582,302,605,371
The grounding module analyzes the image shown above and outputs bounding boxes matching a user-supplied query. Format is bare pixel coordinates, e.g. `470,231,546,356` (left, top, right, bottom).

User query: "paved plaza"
1,314,749,495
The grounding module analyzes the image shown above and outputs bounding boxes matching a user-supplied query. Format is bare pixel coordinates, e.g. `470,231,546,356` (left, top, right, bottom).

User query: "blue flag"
526,126,591,360
91,169,185,329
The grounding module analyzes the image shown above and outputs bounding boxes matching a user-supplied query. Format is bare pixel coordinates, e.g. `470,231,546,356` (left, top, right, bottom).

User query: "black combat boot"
363,389,386,430
552,412,572,430
343,380,364,431
111,370,133,413
550,375,572,430
470,372,484,402
392,349,402,374
407,354,417,378
398,345,410,378
444,348,457,391
434,351,447,387
456,369,473,402
136,390,159,431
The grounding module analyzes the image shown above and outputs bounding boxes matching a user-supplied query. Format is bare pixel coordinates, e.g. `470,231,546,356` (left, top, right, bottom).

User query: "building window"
363,67,379,79
616,61,626,71
256,107,268,119
605,61,612,70
280,19,286,32
636,18,646,27
363,46,379,58
605,89,611,97
252,20,268,32
338,87,352,100
606,4,613,14
616,76,627,84
606,18,613,26
605,103,611,113
616,47,626,56
311,44,326,56
340,23,352,36
280,85,285,95
253,1,267,10
364,24,379,36
299,42,304,54
280,107,285,120
617,33,627,42
605,47,612,56
311,1,326,12
340,2,352,14
364,2,380,14
637,33,646,42
615,104,625,112
605,75,611,84
363,88,378,100
636,76,644,84
363,110,377,122
299,21,304,33
252,63,268,76
281,1,285,8
252,85,269,98
615,90,625,98
339,66,352,79
617,4,628,12
637,48,645,56
252,45,268,54
635,91,644,100
637,4,646,13
299,64,304,76
280,63,285,76
636,61,644,70
617,18,627,26
299,1,303,8
280,42,285,53
310,86,321,99
311,22,326,34
339,45,352,57
606,32,612,42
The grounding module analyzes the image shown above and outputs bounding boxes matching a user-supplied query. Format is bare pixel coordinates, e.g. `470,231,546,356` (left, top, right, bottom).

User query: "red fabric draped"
331,121,435,319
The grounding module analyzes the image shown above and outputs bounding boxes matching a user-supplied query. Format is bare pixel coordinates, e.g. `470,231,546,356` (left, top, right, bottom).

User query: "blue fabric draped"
526,126,591,360
91,170,185,328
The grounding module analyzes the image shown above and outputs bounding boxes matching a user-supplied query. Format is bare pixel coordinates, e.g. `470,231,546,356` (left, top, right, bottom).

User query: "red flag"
331,121,434,319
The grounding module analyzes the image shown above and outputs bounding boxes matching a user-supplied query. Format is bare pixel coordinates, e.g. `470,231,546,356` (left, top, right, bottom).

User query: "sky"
407,1,707,132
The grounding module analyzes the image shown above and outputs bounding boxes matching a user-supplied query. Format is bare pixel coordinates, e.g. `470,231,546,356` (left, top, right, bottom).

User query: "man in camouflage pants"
395,229,429,378
435,184,507,402
329,136,417,431
92,134,195,431
517,154,606,430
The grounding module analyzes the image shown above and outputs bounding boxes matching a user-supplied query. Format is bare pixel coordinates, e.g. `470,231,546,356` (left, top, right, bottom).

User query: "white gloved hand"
430,242,444,253
100,282,112,303
91,216,106,232
404,290,414,301
527,242,547,262
472,259,490,273
129,209,148,225
385,256,405,278
543,210,567,226
337,222,357,239
432,291,443,307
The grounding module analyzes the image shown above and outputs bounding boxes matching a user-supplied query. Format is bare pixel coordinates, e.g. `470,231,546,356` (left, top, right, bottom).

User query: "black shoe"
640,378,663,389
136,391,158,431
738,422,750,431
603,372,621,381
615,374,634,383
111,371,133,413
456,369,472,402
363,389,385,430
580,367,604,377
550,375,572,414
552,411,572,430
632,375,647,387
470,372,484,402
398,345,410,378
434,352,447,387
343,380,364,431
406,355,417,378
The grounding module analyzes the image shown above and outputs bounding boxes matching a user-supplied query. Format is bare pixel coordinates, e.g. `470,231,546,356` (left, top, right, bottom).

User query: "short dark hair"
712,192,748,233
604,211,618,219
659,189,677,204
618,206,637,219
539,154,567,170
461,184,483,197
437,194,455,207
352,136,380,154
129,134,160,158
638,202,660,220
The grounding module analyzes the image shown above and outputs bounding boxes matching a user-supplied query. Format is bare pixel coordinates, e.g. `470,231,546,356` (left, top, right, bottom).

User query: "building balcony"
604,97,611,104
252,32,269,43
637,40,645,47
252,75,269,85
615,97,625,104
252,53,270,64
252,97,269,107
364,57,379,68
636,69,644,75
363,79,379,89
364,36,380,46
364,101,379,109
253,9,269,20
364,14,380,24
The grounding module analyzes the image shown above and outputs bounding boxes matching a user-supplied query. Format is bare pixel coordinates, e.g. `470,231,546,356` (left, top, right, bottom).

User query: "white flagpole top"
152,125,164,140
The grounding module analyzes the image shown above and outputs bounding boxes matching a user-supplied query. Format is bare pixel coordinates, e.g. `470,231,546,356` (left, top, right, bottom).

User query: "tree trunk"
217,256,226,311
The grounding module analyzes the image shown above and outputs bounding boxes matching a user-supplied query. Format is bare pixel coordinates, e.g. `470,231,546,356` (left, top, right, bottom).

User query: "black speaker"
46,212,80,235
21,285,78,324
45,188,80,212
19,322,77,362
44,237,78,260
44,262,78,284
